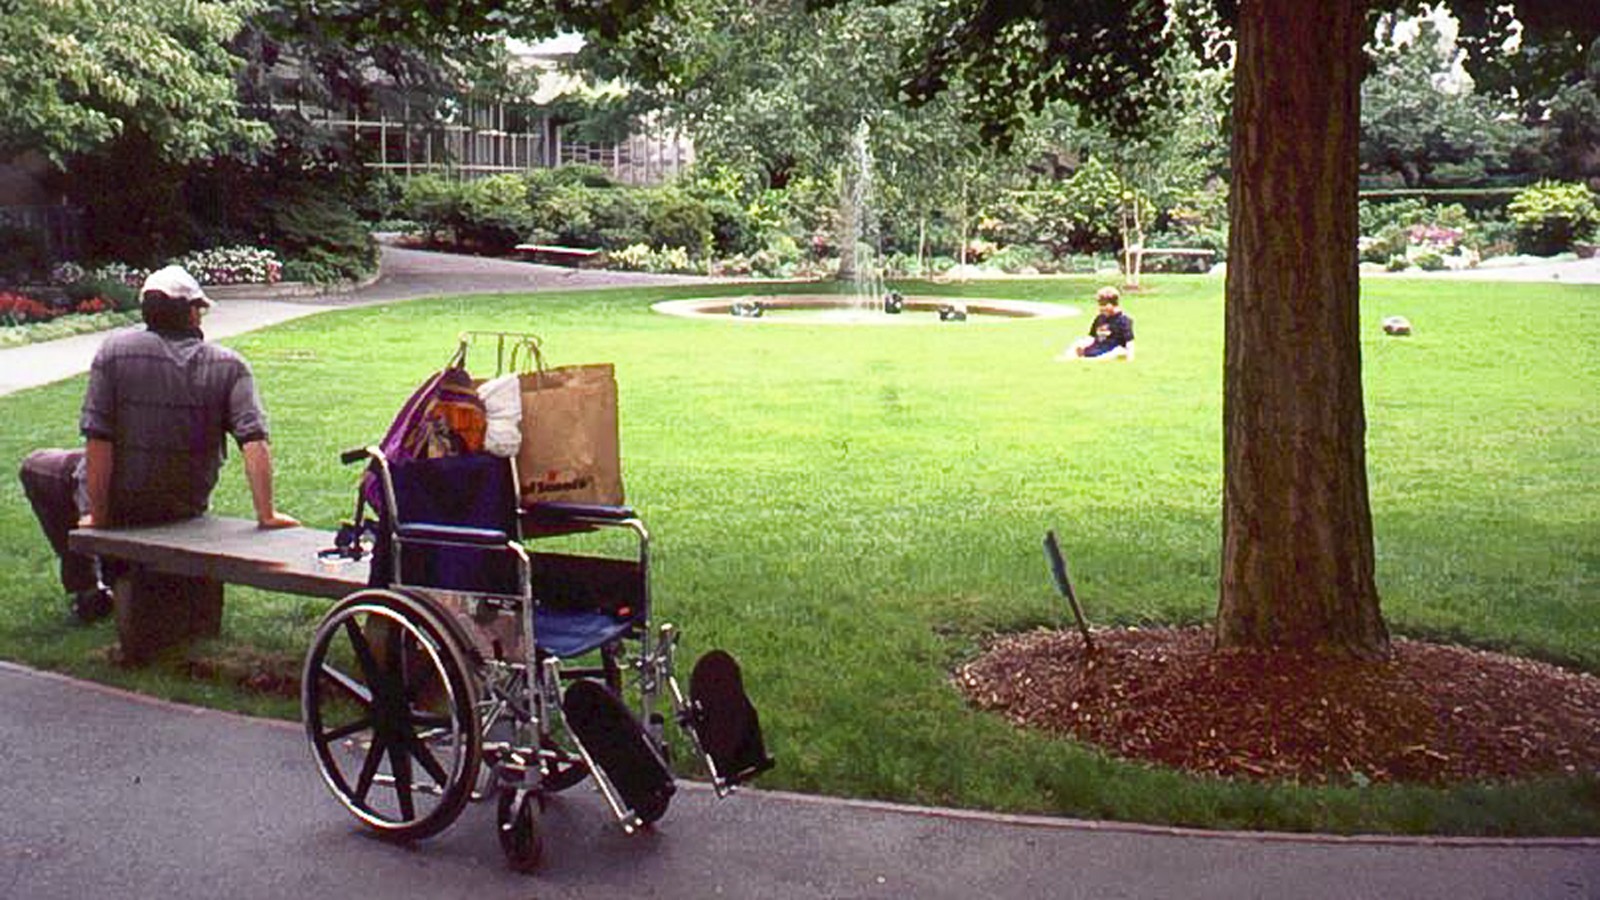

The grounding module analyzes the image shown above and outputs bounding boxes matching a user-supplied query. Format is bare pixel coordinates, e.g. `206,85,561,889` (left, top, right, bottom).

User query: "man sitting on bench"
18,265,299,623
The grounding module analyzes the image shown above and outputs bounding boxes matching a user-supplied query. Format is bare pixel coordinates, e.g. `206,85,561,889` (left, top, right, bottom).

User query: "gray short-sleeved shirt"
78,328,269,524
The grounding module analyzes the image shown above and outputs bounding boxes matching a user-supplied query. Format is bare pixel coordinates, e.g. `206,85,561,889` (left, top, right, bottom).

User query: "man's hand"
76,514,97,529
258,512,300,530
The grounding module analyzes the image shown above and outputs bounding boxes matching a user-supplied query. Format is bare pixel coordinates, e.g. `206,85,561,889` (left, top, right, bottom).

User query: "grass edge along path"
0,276,1596,836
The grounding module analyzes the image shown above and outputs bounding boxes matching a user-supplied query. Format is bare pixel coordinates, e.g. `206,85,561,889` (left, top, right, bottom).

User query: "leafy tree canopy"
0,0,270,165
875,0,1597,152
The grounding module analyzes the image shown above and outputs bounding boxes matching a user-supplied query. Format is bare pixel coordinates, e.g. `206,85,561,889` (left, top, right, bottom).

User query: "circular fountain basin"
651,294,1078,324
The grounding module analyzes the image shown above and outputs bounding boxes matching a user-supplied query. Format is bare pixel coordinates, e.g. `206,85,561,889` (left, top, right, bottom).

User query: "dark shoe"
70,587,113,623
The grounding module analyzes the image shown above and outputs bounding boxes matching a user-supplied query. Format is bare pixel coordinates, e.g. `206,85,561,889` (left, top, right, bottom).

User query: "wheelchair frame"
301,445,765,872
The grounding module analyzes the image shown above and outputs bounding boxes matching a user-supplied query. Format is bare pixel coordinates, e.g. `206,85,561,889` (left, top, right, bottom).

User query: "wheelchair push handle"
340,445,384,466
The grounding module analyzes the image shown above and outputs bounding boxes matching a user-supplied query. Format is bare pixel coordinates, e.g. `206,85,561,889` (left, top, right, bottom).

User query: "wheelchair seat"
534,607,635,658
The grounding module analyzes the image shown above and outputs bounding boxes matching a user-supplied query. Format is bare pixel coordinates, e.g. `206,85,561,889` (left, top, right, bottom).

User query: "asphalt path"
2,663,1595,900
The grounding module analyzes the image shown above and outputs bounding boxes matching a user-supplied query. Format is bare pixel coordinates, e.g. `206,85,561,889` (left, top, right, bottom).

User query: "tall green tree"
0,0,269,165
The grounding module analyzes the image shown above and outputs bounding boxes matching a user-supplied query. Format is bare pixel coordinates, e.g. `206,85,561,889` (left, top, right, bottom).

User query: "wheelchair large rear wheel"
303,589,482,841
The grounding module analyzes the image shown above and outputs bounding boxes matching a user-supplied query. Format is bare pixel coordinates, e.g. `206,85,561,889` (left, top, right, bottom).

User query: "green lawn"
3,275,1597,835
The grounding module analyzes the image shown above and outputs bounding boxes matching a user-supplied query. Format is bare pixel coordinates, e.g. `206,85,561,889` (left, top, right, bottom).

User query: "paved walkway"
2,247,1597,897
1,662,1594,900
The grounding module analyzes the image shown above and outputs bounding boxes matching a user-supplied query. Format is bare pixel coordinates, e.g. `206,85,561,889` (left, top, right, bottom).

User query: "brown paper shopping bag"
516,363,625,506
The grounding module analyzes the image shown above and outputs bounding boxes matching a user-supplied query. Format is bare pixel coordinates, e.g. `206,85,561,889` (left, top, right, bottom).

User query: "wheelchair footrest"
689,650,775,788
562,680,675,824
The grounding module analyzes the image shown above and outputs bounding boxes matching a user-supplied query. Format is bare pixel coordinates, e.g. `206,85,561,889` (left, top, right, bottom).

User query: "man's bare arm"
80,438,114,527
241,440,300,529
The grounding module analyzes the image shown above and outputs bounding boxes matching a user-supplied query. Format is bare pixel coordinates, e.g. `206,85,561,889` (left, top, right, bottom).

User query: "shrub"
0,226,49,282
1507,181,1600,256
263,191,378,282
1385,255,1410,271
588,188,651,250
647,194,715,258
607,243,705,275
701,196,760,256
355,172,407,223
458,175,532,253
537,164,616,189
749,235,803,277
527,184,602,248
65,276,139,312
400,174,465,243
1413,251,1447,271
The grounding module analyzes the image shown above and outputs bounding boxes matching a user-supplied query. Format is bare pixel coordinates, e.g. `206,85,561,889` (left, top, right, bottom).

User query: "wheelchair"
300,447,771,871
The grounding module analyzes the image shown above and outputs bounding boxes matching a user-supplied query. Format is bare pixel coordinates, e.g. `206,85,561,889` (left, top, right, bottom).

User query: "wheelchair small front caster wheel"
497,789,544,873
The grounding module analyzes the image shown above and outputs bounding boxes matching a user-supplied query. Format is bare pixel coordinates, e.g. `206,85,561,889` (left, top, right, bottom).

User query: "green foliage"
526,183,603,248
0,309,138,347
1507,181,1600,256
528,164,617,190
65,131,197,265
0,0,269,165
646,194,714,258
458,175,533,253
63,277,138,312
0,226,50,283
1413,251,1446,271
607,243,703,274
261,189,378,283
1360,20,1533,188
399,175,464,244
989,158,1138,257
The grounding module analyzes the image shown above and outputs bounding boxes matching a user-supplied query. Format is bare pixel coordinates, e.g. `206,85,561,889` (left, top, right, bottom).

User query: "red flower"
0,293,59,324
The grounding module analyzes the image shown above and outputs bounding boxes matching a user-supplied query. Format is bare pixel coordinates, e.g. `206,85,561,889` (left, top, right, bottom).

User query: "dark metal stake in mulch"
1044,530,1094,651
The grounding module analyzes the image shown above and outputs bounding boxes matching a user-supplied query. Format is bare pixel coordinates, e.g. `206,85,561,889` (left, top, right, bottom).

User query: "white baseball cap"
140,265,213,309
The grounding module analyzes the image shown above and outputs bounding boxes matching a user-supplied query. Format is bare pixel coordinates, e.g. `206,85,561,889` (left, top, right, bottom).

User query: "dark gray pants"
19,448,98,594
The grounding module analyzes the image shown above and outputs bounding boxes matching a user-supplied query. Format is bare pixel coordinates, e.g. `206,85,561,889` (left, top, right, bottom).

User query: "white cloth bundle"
478,373,523,457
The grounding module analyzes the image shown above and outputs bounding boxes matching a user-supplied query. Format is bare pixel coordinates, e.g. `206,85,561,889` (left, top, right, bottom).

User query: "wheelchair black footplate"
690,650,775,788
562,679,675,825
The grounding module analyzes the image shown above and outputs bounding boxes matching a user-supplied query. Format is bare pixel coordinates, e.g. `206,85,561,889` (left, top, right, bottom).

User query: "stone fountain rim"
650,294,1080,324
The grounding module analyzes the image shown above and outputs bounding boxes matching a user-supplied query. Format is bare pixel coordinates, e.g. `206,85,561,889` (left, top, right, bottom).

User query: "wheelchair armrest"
523,501,638,526
395,523,512,546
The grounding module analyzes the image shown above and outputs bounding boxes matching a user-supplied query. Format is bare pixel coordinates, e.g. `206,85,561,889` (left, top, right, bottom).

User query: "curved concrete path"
2,247,1597,897
1,662,1594,900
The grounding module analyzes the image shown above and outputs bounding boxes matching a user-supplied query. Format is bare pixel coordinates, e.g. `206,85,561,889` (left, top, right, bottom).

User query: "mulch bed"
957,626,1600,785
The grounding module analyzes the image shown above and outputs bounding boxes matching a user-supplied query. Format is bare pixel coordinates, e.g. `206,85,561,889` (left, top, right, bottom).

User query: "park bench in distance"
1125,247,1217,273
514,244,608,268
69,517,363,664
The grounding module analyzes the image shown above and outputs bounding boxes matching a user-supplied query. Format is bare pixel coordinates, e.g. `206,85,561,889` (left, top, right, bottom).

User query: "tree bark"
1217,0,1390,658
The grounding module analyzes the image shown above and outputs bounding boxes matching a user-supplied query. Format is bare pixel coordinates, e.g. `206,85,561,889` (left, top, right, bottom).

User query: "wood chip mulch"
956,627,1600,785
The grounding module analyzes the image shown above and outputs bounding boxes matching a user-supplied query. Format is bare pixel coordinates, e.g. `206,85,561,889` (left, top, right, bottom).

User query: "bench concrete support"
69,516,367,666
112,569,224,664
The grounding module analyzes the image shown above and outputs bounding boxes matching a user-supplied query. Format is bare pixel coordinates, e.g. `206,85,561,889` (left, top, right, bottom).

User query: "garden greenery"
1506,180,1600,256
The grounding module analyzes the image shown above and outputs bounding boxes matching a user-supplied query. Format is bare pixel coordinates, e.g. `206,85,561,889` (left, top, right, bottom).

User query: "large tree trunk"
1217,0,1390,658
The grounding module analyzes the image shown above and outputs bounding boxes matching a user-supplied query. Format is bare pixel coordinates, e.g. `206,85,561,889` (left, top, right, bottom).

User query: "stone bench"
514,244,608,268
1125,247,1217,273
69,516,367,664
